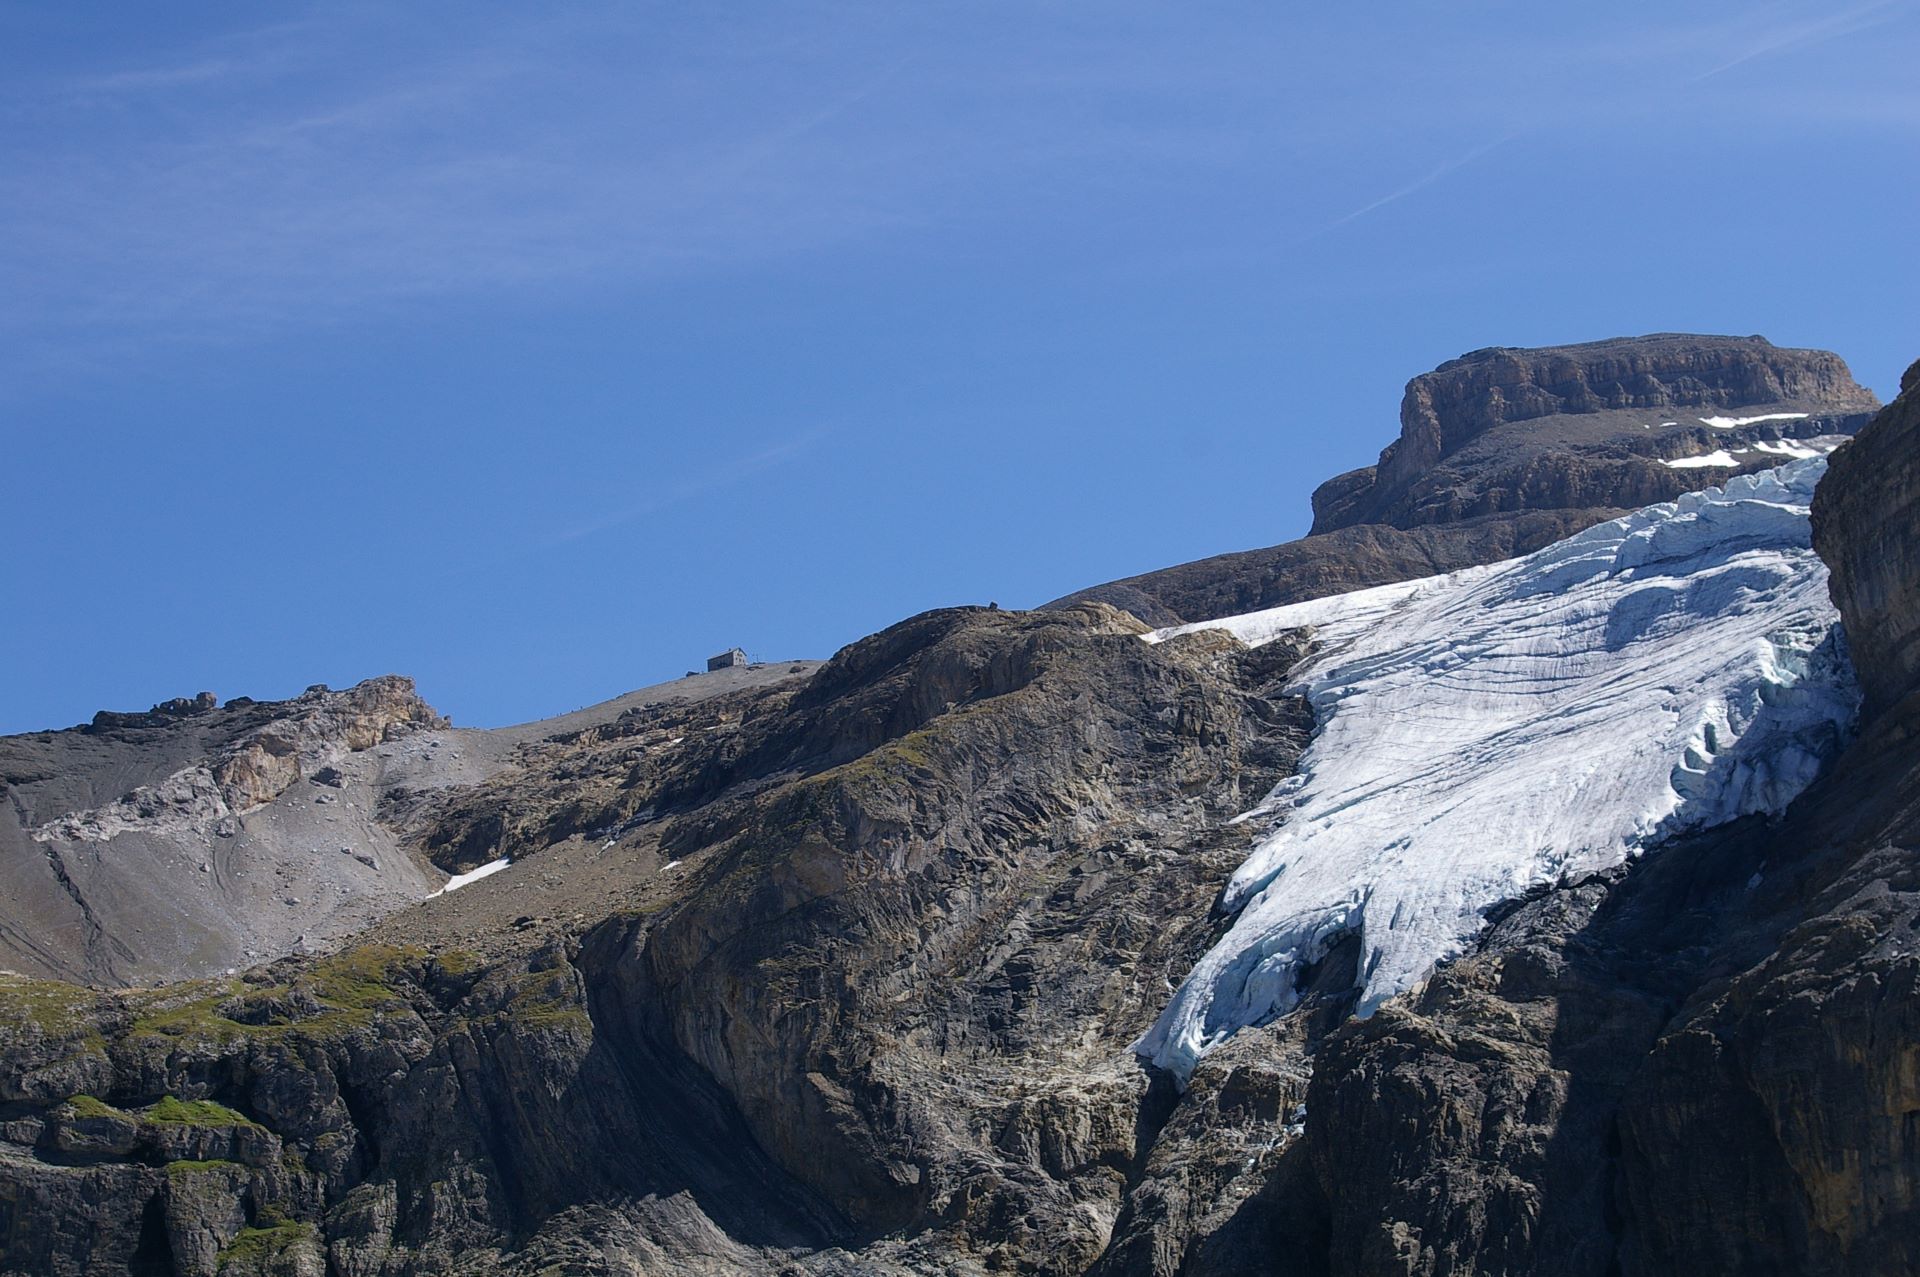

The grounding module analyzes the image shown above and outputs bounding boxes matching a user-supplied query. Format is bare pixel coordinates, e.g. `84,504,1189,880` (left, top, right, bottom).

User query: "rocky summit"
1,336,1917,1277
1310,333,1877,532
1053,333,1878,626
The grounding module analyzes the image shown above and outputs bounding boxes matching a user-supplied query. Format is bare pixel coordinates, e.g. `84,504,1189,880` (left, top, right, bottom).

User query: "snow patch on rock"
429,857,510,897
1135,456,1858,1081
1751,438,1824,460
1665,450,1741,469
1700,411,1809,429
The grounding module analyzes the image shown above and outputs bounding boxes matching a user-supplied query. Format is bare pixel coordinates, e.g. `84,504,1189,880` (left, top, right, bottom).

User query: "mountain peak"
1310,332,1880,533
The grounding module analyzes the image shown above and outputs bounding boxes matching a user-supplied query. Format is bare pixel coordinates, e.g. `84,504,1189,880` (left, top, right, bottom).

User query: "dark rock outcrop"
1813,357,1920,713
87,692,219,733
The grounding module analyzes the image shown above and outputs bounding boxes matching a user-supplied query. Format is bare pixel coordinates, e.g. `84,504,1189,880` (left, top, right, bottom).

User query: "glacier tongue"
1135,456,1859,1081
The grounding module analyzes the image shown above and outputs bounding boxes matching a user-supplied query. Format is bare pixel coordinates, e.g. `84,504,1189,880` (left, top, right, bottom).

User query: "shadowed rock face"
1051,334,1877,627
1814,358,1920,713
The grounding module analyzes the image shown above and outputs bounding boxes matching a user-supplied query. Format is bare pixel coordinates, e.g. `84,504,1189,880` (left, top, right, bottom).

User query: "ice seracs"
1135,455,1859,1081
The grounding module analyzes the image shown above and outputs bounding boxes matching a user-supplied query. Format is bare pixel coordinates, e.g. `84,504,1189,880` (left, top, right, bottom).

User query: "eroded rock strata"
0,679,447,986
1313,333,1879,533
1814,358,1920,713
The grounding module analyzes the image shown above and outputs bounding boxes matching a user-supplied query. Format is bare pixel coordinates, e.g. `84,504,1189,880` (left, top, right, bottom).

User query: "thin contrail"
1306,133,1518,241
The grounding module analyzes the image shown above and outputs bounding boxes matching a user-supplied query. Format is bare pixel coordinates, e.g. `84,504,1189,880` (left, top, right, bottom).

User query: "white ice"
1699,412,1809,429
1664,450,1741,469
1135,456,1858,1081
1750,439,1823,460
428,856,510,897
1668,438,1830,469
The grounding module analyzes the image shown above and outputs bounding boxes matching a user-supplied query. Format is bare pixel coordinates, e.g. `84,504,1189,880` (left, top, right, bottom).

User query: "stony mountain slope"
0,342,1912,1277
1053,334,1877,626
0,605,1314,1276
0,664,817,986
1814,356,1920,714
0,680,446,986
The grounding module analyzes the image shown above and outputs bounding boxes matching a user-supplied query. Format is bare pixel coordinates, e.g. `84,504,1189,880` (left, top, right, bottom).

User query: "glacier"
1134,455,1859,1081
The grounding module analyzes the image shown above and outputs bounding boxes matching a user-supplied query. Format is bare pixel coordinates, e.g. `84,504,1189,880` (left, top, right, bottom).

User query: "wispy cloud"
0,13,923,365
1,1,1912,384
1691,1,1906,81
68,58,242,95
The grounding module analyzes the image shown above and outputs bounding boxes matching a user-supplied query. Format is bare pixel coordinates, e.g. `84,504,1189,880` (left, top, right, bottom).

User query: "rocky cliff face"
1053,334,1878,626
1813,358,1920,713
0,605,1315,1275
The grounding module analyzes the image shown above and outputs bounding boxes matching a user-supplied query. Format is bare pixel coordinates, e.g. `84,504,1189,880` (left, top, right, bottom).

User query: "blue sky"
3,1,1916,732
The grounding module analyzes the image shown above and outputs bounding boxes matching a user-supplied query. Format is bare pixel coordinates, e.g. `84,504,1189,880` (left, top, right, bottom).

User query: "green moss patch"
218,1220,313,1269
164,1158,238,1176
429,947,484,978
129,944,425,1045
0,975,102,1039
817,728,939,791
126,979,249,1045
481,965,591,1033
148,1095,258,1128
63,1093,128,1120
304,944,417,1015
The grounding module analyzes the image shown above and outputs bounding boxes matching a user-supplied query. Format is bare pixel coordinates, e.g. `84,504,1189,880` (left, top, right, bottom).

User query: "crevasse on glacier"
1134,456,1859,1082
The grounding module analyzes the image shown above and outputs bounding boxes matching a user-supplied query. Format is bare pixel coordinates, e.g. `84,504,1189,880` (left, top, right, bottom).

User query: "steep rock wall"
1813,358,1920,713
